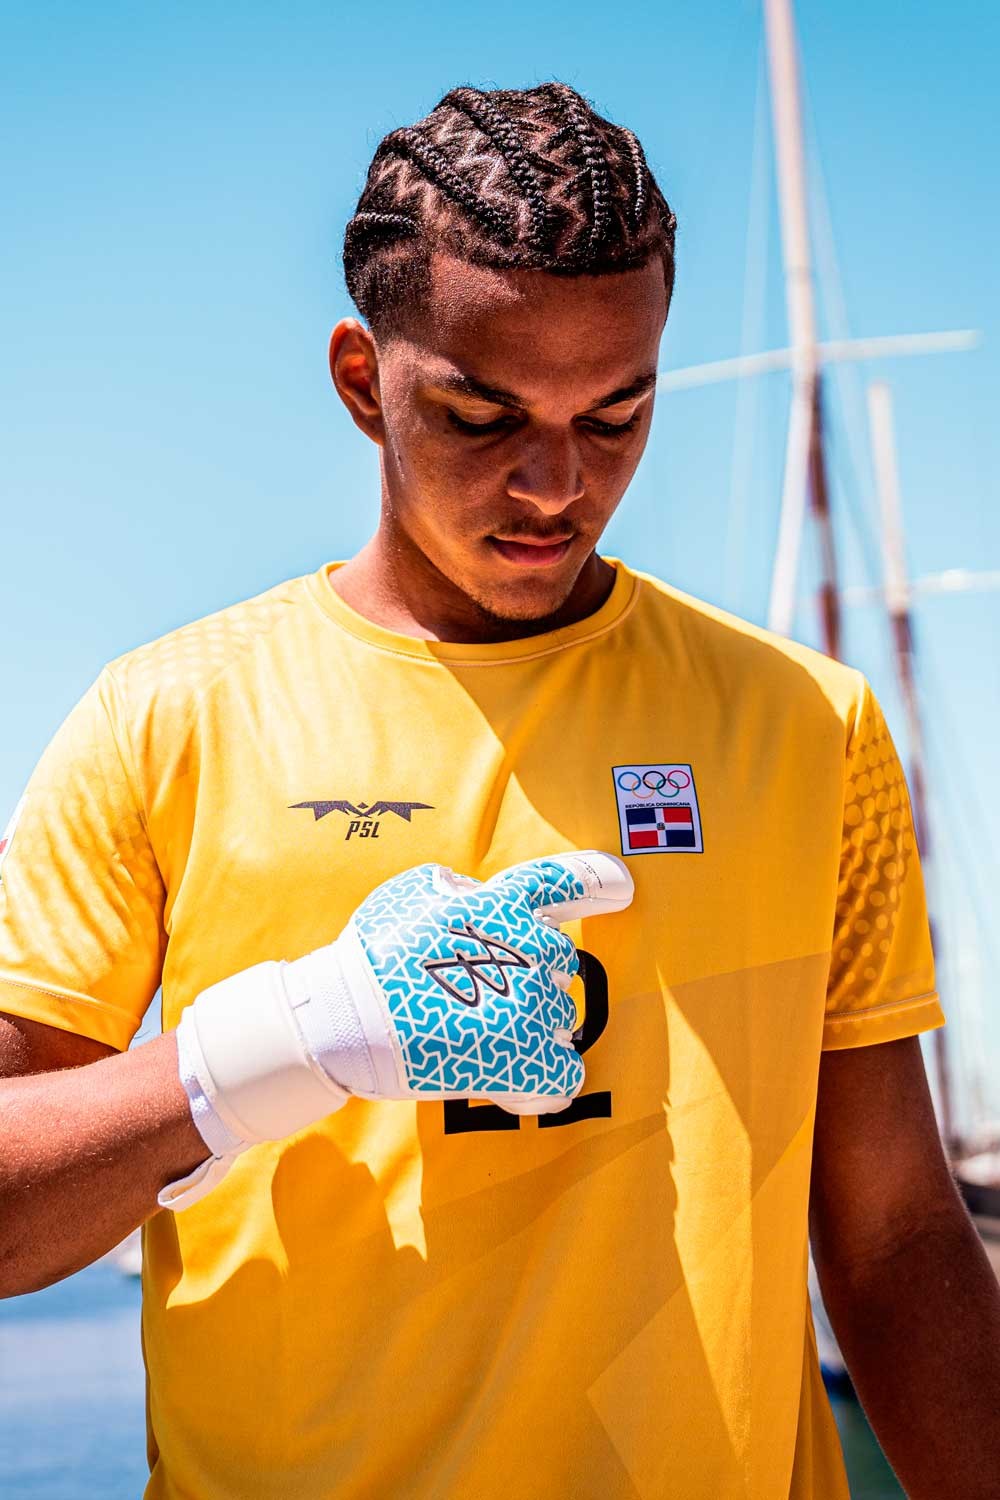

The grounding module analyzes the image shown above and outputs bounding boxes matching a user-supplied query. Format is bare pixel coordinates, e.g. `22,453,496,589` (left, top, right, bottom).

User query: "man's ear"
329,318,383,444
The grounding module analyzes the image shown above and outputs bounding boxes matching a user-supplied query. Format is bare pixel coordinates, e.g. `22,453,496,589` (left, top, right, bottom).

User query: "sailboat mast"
764,0,841,658
867,380,958,1153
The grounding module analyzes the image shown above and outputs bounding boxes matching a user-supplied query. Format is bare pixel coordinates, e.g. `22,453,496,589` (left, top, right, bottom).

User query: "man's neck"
329,530,617,645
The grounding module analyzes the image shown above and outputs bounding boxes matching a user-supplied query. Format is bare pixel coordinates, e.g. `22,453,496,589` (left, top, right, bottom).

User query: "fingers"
487,851,634,925
544,979,578,1035
531,923,580,981
430,865,482,898
497,1043,585,1114
497,1093,577,1116
495,1030,585,1115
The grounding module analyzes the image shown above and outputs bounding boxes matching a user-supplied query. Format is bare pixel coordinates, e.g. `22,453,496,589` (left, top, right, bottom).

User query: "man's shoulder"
103,570,315,719
623,562,866,725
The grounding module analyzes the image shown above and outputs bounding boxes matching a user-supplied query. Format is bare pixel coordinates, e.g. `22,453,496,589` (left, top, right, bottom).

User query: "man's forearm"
815,1205,1000,1499
0,1034,209,1298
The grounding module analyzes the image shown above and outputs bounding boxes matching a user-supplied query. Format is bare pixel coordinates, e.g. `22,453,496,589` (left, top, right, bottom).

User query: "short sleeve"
0,668,166,1050
823,682,945,1050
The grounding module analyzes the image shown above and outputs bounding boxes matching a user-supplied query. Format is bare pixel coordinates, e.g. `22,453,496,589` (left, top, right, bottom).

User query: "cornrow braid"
440,86,552,253
618,126,650,231
344,211,419,242
343,81,678,336
537,82,612,257
374,125,517,245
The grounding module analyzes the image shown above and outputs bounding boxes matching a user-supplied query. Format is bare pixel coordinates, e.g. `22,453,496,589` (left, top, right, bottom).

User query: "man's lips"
487,535,575,568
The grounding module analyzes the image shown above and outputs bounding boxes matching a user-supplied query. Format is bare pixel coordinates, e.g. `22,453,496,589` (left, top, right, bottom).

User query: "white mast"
653,0,984,1173
763,0,840,655
658,10,978,634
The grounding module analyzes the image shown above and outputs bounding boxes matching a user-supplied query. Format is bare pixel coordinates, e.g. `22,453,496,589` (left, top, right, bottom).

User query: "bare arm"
0,1013,209,1298
810,1036,1000,1499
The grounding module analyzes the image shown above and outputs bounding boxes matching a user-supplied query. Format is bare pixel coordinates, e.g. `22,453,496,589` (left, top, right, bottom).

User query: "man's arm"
0,850,632,1290
809,1034,1000,1500
0,1013,209,1298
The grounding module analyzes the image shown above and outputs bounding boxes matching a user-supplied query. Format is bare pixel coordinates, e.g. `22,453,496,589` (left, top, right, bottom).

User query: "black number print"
443,949,612,1136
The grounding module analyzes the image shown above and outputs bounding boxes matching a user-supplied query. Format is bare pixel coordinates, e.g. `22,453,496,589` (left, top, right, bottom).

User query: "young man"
1,82,998,1500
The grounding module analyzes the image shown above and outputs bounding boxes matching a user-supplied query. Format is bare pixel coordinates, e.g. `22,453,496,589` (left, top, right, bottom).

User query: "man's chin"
464,569,582,625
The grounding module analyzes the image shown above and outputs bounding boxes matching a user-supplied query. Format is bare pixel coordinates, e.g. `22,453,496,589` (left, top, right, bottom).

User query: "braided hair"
343,82,677,337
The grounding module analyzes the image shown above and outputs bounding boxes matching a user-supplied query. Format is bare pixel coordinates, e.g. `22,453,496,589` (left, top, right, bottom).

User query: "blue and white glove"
159,850,633,1210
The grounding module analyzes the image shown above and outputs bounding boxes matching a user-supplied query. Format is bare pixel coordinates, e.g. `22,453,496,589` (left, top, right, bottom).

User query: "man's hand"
163,851,633,1209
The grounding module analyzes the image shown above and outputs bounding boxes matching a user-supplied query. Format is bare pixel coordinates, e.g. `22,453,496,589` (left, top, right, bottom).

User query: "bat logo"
290,799,433,841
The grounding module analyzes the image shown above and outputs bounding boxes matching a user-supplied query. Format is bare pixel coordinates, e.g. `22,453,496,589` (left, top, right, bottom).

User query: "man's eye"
581,413,641,438
446,411,515,435
445,410,640,438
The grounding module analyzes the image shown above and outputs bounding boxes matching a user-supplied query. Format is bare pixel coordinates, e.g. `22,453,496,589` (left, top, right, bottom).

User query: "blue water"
0,1261,147,1498
0,1261,902,1498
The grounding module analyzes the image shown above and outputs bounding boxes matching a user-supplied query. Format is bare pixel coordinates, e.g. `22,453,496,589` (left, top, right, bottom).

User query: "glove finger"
531,923,580,980
497,1093,576,1116
487,851,634,925
358,862,474,933
540,976,578,1034
515,945,577,1030
494,1046,585,1114
430,865,483,898
530,1038,584,1095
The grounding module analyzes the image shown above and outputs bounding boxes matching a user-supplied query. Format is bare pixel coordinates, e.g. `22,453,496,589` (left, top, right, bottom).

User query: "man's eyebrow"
435,373,526,409
590,372,658,409
431,369,658,411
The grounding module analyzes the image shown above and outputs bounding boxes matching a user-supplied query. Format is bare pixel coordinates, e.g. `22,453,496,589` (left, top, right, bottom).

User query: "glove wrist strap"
175,1006,246,1159
184,959,352,1143
158,1152,238,1212
161,959,354,1214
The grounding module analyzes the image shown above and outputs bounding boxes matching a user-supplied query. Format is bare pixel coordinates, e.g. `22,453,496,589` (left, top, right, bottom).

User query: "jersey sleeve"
822,681,945,1050
0,667,166,1050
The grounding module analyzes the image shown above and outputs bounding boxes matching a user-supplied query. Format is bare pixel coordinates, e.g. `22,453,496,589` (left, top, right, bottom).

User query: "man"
0,81,998,1500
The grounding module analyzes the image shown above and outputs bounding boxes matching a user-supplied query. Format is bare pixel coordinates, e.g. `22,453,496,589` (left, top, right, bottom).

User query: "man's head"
331,83,676,627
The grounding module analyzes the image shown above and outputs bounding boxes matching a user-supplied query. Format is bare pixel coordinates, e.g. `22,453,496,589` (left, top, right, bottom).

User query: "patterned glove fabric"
346,857,593,1106
160,850,632,1211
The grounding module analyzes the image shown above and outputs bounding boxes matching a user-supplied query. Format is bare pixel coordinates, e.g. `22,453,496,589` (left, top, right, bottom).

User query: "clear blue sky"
2,0,997,1131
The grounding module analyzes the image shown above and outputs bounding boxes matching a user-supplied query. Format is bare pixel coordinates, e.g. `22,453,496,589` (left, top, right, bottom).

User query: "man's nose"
506,428,585,513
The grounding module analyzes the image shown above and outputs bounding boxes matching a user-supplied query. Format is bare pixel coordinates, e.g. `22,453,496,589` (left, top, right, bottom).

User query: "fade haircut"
343,82,677,338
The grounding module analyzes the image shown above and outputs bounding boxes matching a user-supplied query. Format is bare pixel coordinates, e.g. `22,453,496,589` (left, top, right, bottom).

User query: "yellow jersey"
0,559,943,1499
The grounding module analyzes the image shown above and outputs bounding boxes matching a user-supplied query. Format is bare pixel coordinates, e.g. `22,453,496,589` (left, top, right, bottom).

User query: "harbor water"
0,1259,904,1498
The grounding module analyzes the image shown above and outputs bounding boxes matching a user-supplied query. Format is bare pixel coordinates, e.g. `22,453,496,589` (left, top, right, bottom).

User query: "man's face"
340,252,668,622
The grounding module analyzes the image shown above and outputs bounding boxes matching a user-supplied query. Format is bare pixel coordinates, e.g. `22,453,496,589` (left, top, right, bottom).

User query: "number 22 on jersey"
443,950,611,1135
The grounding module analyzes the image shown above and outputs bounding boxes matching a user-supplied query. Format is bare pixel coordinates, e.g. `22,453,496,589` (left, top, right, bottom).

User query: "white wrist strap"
175,1006,246,1158
177,959,351,1143
159,958,354,1214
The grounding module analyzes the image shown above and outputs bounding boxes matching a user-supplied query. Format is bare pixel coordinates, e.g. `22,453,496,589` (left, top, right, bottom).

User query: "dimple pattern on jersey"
111,581,299,705
353,861,584,1096
0,672,166,1030
827,690,918,1014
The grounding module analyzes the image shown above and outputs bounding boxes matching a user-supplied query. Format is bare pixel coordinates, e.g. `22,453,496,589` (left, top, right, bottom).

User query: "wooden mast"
764,0,958,1151
867,380,959,1153
658,0,983,1179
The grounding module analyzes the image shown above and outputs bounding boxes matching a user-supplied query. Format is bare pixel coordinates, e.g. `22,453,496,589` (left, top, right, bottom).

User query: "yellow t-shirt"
0,559,943,1500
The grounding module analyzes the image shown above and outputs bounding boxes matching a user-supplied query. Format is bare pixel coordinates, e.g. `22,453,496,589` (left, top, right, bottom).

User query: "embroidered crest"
612,765,704,855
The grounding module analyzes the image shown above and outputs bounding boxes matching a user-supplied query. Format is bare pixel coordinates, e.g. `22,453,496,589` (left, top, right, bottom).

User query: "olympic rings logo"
616,768,691,800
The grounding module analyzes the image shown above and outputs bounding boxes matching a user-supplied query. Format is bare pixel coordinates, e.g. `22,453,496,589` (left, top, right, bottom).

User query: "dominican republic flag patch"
612,764,704,856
